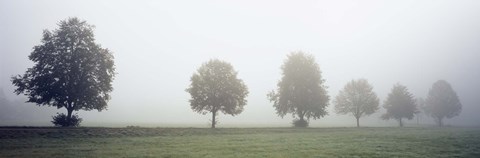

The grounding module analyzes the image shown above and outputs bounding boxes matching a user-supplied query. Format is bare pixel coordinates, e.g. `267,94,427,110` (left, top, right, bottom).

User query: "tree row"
12,17,462,128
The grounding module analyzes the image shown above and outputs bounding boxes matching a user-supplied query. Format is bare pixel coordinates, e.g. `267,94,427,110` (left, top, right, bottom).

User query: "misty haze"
1,0,479,157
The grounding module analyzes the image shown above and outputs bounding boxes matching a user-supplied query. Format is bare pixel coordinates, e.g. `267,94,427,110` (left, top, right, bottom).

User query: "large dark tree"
424,80,461,127
11,17,115,127
382,84,417,127
334,79,379,127
268,52,329,127
186,59,248,128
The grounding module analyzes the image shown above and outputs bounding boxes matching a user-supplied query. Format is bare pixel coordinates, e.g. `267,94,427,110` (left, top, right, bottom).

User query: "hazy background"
1,0,479,127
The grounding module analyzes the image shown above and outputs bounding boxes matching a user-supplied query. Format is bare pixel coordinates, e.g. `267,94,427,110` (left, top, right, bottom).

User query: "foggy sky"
1,0,479,127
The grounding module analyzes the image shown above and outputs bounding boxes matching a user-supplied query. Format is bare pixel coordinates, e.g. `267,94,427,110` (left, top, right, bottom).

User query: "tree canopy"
334,79,379,127
186,59,248,128
11,17,115,127
268,51,329,127
382,84,417,127
424,80,462,126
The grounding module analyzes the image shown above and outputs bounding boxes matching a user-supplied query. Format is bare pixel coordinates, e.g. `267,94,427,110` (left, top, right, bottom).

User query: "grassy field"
1,127,479,157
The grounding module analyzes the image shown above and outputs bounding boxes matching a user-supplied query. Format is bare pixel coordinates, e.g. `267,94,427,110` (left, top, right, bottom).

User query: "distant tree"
11,17,115,127
382,84,417,127
186,59,248,128
334,79,379,127
424,80,462,127
268,52,329,127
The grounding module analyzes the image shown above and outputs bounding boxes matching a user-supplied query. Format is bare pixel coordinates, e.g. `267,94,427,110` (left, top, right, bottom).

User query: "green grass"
1,127,479,157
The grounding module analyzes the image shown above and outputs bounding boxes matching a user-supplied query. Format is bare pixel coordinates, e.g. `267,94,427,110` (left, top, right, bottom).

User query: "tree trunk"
66,106,74,127
67,108,73,120
299,111,305,122
356,117,360,127
399,118,403,127
300,114,306,124
211,111,217,128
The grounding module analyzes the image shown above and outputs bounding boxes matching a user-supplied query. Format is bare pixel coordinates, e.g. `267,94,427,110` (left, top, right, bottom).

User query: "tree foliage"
11,17,115,127
382,84,417,127
424,80,461,126
186,59,248,128
334,79,379,127
268,52,329,127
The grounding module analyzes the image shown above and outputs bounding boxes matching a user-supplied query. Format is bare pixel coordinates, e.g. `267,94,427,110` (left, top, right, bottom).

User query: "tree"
424,80,461,127
186,59,248,128
11,17,115,127
334,79,379,127
268,52,329,127
381,84,417,127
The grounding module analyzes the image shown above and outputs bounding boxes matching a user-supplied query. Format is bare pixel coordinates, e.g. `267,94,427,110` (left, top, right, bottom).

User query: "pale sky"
1,0,479,127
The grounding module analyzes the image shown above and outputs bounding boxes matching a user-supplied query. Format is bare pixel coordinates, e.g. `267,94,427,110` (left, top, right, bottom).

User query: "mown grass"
1,127,479,157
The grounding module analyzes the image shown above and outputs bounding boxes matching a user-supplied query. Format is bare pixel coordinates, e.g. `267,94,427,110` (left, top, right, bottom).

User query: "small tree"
11,17,115,127
424,80,461,127
268,52,329,127
382,84,417,127
186,59,248,128
334,79,379,127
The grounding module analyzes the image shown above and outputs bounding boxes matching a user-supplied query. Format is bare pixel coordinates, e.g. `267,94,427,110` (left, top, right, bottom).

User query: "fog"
1,0,479,127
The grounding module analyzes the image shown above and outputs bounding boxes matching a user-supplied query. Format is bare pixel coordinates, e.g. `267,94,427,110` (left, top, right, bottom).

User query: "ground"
0,127,479,157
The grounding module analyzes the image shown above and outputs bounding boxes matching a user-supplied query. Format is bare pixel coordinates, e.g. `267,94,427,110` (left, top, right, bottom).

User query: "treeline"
11,17,462,128
187,52,461,128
